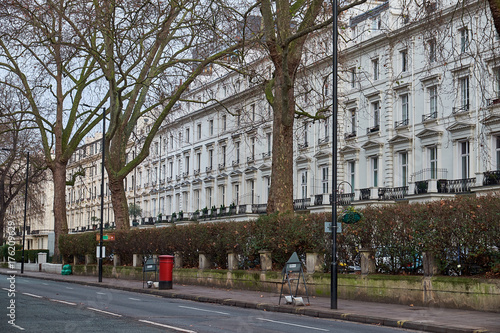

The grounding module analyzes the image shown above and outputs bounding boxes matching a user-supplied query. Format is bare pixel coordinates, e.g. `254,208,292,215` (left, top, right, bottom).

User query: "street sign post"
325,222,342,234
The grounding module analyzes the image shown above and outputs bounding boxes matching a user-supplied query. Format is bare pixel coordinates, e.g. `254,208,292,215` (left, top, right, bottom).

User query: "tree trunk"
267,68,296,214
109,173,130,230
51,161,68,260
488,0,500,36
0,208,6,246
107,123,130,230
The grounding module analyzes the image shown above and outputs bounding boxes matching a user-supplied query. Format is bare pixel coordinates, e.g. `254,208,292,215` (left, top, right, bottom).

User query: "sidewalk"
1,268,498,333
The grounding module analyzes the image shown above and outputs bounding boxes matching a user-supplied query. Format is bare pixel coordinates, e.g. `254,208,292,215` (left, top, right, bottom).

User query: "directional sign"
324,222,342,234
96,234,115,241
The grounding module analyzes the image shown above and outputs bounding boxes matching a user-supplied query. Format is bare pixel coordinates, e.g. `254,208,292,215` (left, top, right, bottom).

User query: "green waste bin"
61,264,72,275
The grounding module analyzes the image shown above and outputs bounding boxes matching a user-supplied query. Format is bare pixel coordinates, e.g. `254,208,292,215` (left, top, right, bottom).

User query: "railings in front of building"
338,193,354,206
412,168,448,182
483,170,500,185
422,112,437,122
414,180,429,194
293,198,310,210
437,177,476,193
378,186,408,200
252,204,267,214
359,188,370,200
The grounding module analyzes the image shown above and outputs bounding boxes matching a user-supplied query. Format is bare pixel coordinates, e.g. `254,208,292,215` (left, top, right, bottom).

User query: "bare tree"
0,96,46,245
260,0,366,213
0,1,104,258
76,1,257,229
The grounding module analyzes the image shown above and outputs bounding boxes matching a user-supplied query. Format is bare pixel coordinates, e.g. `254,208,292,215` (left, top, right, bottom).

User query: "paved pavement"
1,268,498,333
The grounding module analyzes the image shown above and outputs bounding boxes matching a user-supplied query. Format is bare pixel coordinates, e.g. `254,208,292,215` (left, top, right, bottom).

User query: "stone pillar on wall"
113,254,120,267
174,251,183,269
132,254,141,267
259,250,272,271
360,248,376,274
73,255,78,266
306,253,324,274
227,252,238,271
85,254,94,265
423,251,439,276
199,252,210,270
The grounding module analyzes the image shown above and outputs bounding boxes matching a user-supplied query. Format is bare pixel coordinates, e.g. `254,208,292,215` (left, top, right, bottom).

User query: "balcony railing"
366,125,379,134
452,104,470,114
344,131,356,139
412,168,448,182
422,111,437,122
438,178,476,193
483,170,500,185
232,160,239,167
252,204,267,214
218,163,226,170
318,136,329,145
262,152,271,159
247,156,255,163
206,166,213,172
293,198,311,210
378,186,408,200
238,204,247,214
298,142,309,149
394,118,409,128
414,180,428,194
359,188,371,200
339,193,354,206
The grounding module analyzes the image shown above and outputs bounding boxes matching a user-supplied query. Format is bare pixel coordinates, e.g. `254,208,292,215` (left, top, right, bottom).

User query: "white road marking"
96,292,106,295
178,305,229,315
87,307,122,317
257,318,329,331
128,297,141,301
10,323,25,331
50,299,77,306
42,283,48,285
138,320,197,333
22,293,43,298
65,287,74,290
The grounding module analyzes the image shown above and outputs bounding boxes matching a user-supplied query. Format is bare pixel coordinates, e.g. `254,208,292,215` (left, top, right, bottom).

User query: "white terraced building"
8,0,499,247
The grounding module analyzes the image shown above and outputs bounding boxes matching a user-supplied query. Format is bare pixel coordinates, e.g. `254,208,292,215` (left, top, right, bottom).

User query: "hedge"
59,195,500,276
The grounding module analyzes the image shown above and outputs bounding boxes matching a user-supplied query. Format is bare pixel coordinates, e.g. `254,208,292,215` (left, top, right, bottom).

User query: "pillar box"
158,255,174,289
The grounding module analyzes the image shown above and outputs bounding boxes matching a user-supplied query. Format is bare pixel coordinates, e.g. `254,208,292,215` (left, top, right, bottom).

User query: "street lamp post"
331,0,339,310
83,104,105,283
99,107,105,283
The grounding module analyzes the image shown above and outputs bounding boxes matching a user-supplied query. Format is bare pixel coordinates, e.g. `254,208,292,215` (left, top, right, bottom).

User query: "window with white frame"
372,101,380,128
348,109,356,135
301,170,308,199
372,16,381,30
234,184,240,205
197,124,202,140
400,49,408,72
194,190,199,211
429,85,438,117
459,141,470,179
209,149,213,169
350,67,356,88
251,137,255,160
250,103,256,121
196,152,201,172
218,185,226,206
399,152,408,186
248,180,255,204
372,58,379,80
400,94,409,126
495,137,500,170
222,115,227,131
221,146,226,166
459,76,470,111
169,161,173,178
494,68,500,99
184,156,189,175
185,128,190,143
322,167,329,194
206,187,212,208
209,119,214,135
348,161,355,193
371,156,379,187
428,38,436,63
266,133,272,155
429,146,438,179
459,27,469,54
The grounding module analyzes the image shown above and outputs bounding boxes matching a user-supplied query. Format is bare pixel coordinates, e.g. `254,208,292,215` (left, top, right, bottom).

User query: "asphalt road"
0,275,422,333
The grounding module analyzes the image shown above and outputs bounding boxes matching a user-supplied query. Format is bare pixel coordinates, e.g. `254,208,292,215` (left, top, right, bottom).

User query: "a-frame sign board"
279,252,310,305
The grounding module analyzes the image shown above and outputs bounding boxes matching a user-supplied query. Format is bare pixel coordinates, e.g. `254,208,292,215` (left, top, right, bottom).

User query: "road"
0,276,421,333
